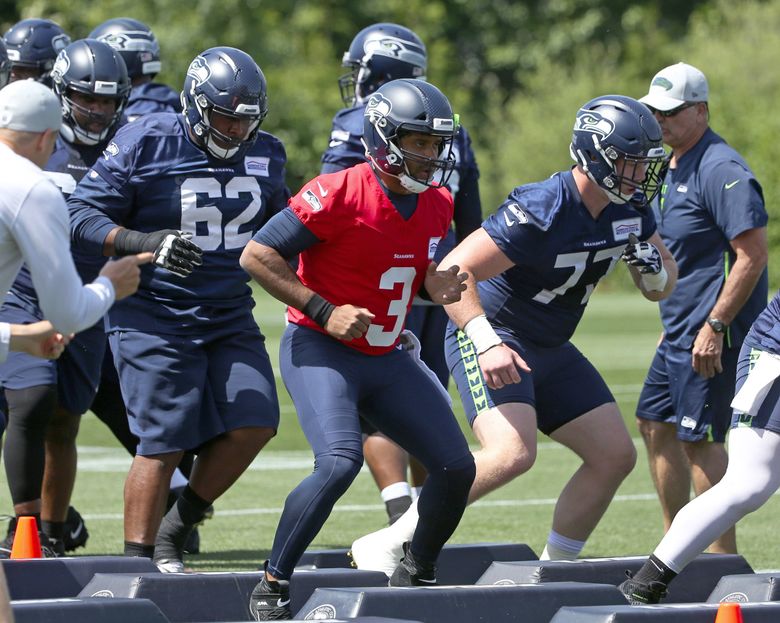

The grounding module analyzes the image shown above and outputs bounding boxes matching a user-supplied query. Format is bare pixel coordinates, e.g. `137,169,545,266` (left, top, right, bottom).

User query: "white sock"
540,530,585,560
388,497,419,542
380,481,412,502
169,468,188,491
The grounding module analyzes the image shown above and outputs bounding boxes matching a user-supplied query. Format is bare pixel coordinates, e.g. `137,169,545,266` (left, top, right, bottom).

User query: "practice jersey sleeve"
15,181,114,335
69,132,141,256
253,207,320,259
482,193,548,267
702,160,767,241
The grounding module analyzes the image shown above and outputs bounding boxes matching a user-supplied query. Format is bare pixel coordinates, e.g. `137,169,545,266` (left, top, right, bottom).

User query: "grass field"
6,284,778,572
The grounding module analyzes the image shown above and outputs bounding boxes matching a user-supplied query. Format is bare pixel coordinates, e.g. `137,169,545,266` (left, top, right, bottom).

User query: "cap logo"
651,76,674,91
187,56,211,86
365,93,392,128
574,111,614,139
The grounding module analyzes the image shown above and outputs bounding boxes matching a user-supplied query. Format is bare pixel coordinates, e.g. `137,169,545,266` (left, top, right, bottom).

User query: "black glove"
113,228,203,278
621,233,662,275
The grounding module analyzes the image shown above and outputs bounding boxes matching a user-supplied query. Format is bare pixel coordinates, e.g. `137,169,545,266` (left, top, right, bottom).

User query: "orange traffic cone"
714,602,744,623
9,516,42,559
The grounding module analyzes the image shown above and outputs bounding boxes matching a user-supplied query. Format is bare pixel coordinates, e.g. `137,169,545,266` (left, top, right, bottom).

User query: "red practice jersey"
288,163,454,355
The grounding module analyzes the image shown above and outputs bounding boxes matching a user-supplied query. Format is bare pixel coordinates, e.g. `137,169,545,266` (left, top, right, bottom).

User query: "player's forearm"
638,256,677,302
710,254,767,325
240,240,314,310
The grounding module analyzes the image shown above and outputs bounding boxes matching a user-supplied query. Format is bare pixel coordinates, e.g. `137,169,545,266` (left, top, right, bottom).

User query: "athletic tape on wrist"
464,314,502,355
641,266,668,292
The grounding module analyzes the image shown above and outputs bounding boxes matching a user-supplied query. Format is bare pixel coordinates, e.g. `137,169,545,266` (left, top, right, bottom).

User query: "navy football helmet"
339,23,426,106
362,78,456,194
181,47,268,161
0,39,10,90
89,18,161,80
3,18,70,86
51,39,131,145
570,95,668,206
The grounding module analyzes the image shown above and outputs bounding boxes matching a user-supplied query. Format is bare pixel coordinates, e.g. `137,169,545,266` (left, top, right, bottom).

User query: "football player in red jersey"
241,79,475,620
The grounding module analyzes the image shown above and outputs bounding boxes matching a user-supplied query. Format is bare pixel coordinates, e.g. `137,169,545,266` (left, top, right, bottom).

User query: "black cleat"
619,571,668,605
63,506,89,552
389,543,437,587
249,568,291,621
0,517,17,558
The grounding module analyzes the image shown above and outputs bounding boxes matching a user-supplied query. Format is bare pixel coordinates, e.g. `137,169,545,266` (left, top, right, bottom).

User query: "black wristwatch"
707,317,728,334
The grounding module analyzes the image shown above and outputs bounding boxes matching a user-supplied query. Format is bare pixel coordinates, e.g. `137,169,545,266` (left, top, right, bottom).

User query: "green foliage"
8,0,780,285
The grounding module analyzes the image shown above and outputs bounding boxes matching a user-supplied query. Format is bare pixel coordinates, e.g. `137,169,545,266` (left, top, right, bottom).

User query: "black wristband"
417,283,432,301
113,228,178,256
301,293,336,327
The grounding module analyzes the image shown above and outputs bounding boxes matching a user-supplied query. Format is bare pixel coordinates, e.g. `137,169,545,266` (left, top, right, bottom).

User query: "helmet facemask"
61,89,126,146
187,91,263,160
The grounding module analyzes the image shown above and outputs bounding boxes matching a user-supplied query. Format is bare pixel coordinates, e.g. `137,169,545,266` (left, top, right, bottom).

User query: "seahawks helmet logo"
50,51,70,84
574,112,614,139
186,56,211,86
365,93,392,127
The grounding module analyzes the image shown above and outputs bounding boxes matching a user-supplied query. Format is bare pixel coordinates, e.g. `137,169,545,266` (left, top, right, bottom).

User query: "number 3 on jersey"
366,266,416,347
180,177,263,250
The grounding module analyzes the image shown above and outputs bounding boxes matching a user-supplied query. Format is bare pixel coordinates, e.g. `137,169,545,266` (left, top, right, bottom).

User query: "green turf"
5,284,779,572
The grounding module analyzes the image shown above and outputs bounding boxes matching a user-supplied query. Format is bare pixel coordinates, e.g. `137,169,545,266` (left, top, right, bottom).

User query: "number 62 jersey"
68,112,289,333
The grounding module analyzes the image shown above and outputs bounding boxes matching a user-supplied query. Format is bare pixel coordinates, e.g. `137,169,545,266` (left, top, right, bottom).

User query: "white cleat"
349,526,405,578
155,558,185,573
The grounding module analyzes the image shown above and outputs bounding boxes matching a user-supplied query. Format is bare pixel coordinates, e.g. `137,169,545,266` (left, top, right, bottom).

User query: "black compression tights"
4,385,57,504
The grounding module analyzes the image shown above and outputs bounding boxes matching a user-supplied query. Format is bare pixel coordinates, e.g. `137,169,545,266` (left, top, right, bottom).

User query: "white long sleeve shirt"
0,142,115,361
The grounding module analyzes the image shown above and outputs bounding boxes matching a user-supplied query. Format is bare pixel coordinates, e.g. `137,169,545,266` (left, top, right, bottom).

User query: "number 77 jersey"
287,162,454,355
68,112,290,333
480,169,658,348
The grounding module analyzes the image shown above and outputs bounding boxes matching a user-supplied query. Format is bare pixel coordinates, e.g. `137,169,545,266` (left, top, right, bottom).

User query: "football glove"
113,229,203,278
621,233,662,274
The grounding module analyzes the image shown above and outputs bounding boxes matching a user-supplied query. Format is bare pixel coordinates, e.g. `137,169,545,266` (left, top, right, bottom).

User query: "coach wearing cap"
633,62,768,554
0,79,150,364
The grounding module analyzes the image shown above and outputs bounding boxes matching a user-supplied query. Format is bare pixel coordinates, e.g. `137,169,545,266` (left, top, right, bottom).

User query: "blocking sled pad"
707,572,780,603
550,602,780,622
80,567,388,621
297,542,538,585
297,582,625,622
476,554,753,603
11,597,169,623
1,556,159,600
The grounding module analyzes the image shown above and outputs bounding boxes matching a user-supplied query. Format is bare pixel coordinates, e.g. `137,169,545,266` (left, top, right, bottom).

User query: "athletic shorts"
445,323,614,435
636,339,738,443
731,343,780,435
0,299,104,415
109,321,279,455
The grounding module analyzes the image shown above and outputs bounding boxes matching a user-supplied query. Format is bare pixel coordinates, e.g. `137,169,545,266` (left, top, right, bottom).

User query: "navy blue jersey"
655,128,768,349
125,82,181,122
7,136,110,312
320,104,482,256
479,169,657,347
745,290,780,356
69,112,289,333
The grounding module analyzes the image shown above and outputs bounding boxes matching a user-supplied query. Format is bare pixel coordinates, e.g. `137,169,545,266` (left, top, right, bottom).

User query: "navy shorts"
636,339,738,443
731,344,780,435
281,323,471,470
0,300,105,415
445,324,614,435
109,321,279,456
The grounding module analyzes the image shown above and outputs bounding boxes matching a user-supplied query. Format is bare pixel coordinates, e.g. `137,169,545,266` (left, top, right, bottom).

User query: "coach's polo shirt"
655,128,768,350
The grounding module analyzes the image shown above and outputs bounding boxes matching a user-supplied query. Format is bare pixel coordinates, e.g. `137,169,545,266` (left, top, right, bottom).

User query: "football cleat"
389,543,437,586
155,558,186,573
349,525,406,578
249,565,291,621
619,571,668,605
63,505,89,552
